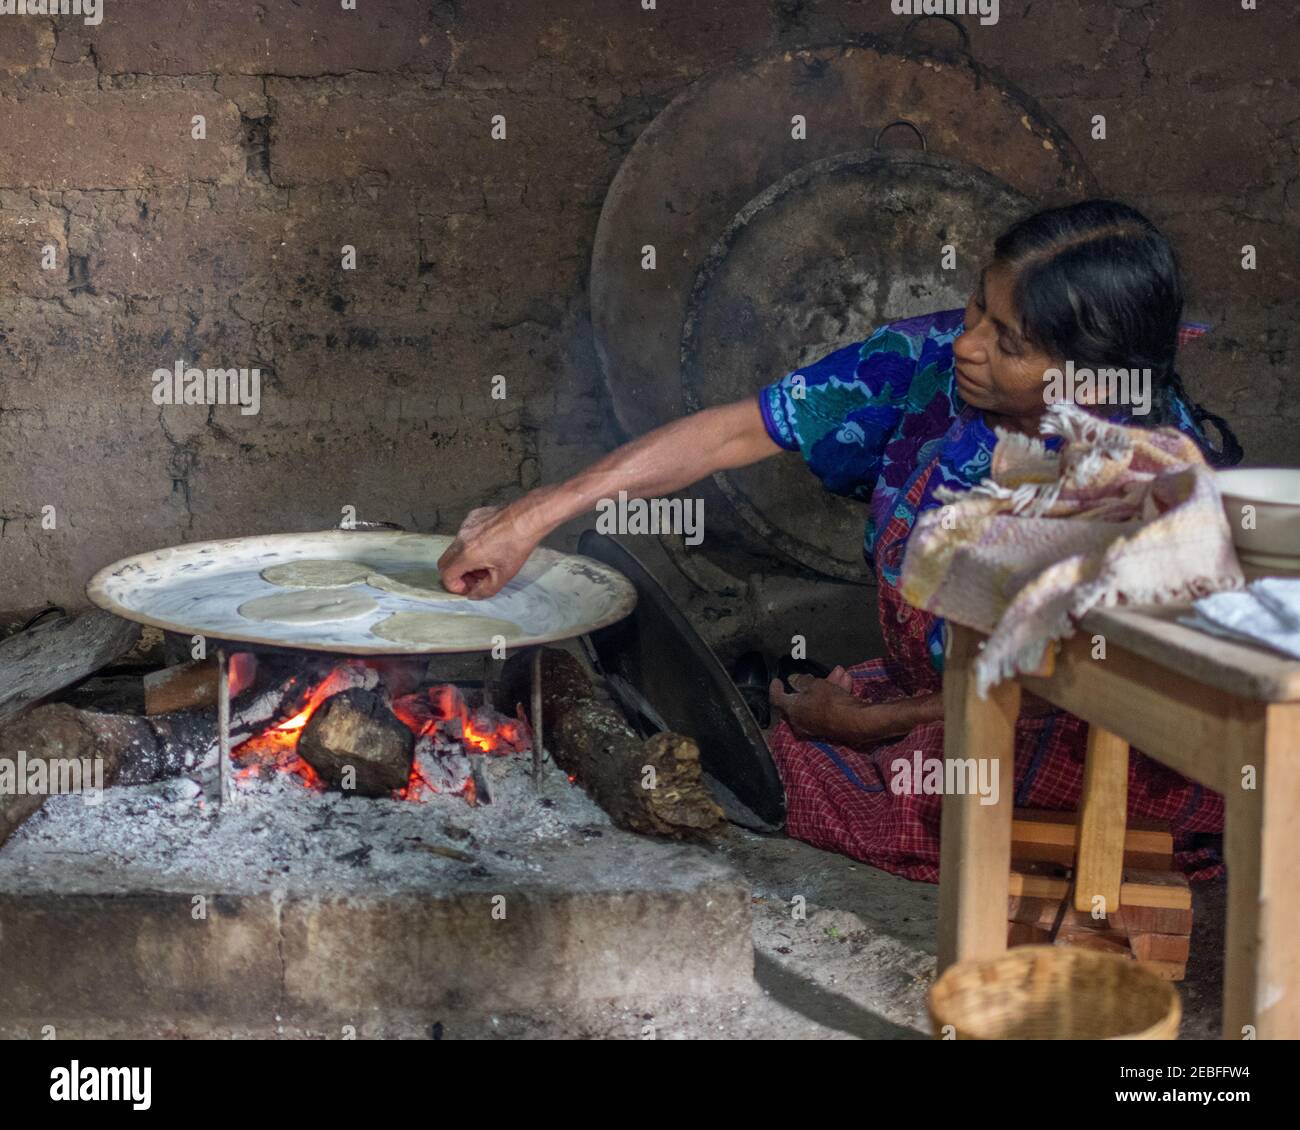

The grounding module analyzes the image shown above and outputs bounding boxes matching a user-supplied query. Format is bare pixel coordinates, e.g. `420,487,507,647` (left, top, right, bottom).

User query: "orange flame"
463,716,497,753
274,665,366,735
234,665,524,804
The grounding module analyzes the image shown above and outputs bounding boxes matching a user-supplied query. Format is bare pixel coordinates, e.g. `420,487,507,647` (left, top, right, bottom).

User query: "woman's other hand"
768,667,863,743
769,670,946,746
438,505,537,598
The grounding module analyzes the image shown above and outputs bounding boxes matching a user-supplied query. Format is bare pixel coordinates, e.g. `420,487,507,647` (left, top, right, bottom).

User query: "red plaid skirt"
768,659,1225,882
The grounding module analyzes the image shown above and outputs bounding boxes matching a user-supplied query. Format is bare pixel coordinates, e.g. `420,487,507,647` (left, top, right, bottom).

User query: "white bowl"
1217,468,1300,568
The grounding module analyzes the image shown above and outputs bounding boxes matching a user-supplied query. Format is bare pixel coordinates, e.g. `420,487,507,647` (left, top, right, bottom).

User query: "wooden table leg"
1073,726,1129,914
1223,703,1300,1039
937,625,1021,973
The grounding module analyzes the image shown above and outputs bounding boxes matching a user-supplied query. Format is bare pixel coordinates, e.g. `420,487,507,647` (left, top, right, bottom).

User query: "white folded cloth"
1253,577,1300,631
1185,577,1300,660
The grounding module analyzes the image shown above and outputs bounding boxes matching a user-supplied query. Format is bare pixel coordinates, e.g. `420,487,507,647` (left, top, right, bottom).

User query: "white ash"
0,745,611,898
409,733,472,798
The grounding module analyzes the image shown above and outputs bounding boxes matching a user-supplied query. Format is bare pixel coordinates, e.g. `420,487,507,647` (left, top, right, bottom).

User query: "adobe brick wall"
0,1,1295,609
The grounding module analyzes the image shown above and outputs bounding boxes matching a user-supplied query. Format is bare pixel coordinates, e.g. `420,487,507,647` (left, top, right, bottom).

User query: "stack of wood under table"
1007,808,1192,980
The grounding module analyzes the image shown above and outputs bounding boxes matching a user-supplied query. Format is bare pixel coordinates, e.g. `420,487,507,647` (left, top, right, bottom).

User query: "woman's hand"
769,673,947,746
438,504,539,598
437,398,782,599
768,667,867,744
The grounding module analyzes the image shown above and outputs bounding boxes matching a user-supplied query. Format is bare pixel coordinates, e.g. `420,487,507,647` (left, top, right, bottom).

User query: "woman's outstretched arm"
439,398,781,597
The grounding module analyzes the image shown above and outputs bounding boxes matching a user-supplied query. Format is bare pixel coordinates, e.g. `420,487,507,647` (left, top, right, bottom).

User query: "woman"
439,200,1241,881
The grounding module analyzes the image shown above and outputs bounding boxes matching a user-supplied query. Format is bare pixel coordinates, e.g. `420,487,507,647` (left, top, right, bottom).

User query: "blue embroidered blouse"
757,308,1210,591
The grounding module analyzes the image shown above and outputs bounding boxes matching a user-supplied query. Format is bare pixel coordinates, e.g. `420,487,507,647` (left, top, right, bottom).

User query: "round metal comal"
87,531,637,655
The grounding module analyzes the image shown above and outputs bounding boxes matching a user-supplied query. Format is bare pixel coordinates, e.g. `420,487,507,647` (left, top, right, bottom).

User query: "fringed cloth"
900,402,1244,696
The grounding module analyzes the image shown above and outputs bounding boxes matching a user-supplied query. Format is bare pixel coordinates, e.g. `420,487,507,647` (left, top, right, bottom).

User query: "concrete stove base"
0,834,750,1032
0,756,750,1034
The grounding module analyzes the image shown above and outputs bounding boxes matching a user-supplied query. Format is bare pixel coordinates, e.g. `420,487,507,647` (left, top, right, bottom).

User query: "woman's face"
953,262,1062,430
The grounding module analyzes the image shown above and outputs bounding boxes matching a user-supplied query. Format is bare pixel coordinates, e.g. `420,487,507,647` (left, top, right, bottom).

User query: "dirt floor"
716,826,1227,1042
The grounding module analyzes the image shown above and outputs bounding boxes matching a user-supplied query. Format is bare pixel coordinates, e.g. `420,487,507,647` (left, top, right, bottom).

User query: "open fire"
231,660,531,806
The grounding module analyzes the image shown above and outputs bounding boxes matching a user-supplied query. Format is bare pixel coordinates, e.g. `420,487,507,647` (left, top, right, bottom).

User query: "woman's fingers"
461,567,501,599
440,557,502,599
436,540,482,594
768,678,812,738
436,541,468,590
437,505,522,598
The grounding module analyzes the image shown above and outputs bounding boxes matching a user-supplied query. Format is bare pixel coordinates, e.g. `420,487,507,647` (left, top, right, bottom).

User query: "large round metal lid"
590,38,1095,579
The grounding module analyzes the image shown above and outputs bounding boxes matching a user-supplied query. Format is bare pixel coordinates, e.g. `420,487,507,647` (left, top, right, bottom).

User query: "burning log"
0,610,141,725
143,653,257,715
501,648,723,839
297,688,414,796
108,655,358,785
0,659,352,846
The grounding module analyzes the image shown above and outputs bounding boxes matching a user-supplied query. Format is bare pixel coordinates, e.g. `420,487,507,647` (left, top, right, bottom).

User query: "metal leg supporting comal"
531,646,544,786
216,647,232,811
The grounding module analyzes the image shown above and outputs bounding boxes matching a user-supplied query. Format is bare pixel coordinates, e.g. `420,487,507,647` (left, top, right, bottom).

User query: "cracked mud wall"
1,1,1296,609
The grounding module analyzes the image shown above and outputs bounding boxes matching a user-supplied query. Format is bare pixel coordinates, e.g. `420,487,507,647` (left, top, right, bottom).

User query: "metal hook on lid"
333,519,407,532
900,13,980,90
872,119,928,153
901,13,972,55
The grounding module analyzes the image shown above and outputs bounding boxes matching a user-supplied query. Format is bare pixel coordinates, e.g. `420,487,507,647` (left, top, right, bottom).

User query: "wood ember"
297,688,414,797
143,653,257,715
501,648,723,839
409,733,472,798
115,670,311,784
0,610,141,725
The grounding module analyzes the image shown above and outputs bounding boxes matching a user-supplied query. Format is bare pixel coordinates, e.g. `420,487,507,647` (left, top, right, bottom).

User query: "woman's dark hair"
991,199,1243,466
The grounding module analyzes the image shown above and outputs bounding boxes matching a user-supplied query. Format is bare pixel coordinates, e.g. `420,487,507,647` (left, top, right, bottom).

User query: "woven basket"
929,946,1181,1040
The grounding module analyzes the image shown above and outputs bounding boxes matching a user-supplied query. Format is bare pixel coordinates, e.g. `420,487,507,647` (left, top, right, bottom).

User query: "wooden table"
938,605,1300,1039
